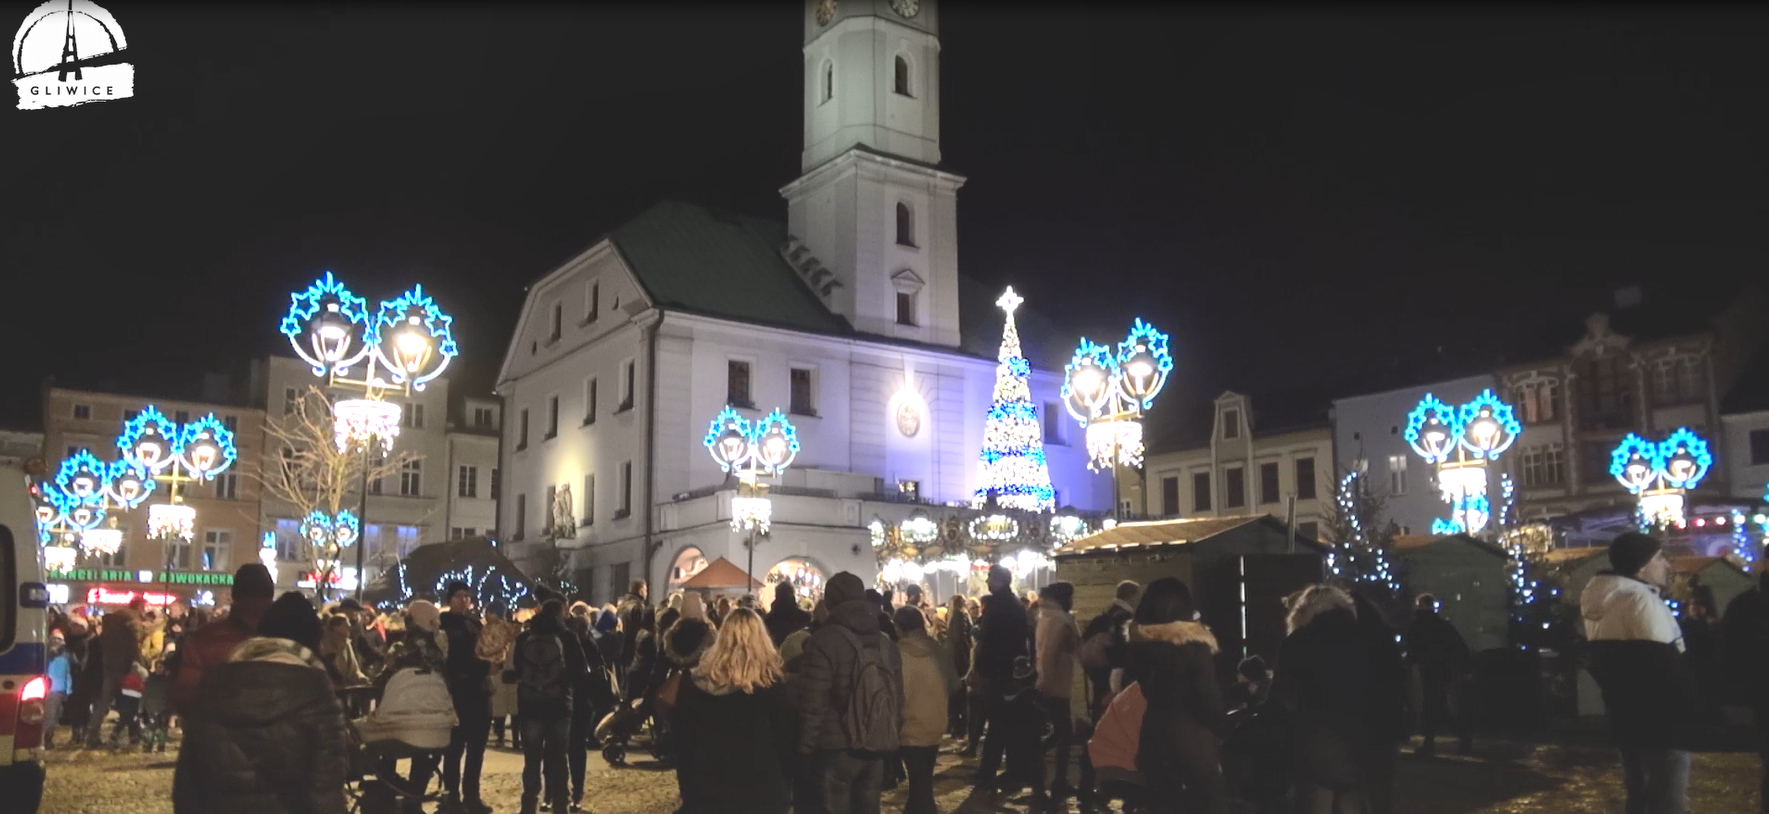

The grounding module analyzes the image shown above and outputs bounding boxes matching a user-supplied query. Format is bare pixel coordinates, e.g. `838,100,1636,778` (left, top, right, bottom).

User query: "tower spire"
58,0,82,83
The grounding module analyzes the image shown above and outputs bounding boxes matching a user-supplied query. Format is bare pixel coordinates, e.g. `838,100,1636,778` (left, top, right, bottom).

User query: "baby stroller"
343,667,458,814
595,695,668,766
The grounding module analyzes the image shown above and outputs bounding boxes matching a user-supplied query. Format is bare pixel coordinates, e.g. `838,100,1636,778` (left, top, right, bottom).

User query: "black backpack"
518,632,569,705
834,626,899,753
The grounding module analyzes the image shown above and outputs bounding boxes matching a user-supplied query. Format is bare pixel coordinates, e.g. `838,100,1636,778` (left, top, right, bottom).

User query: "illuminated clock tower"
782,0,964,348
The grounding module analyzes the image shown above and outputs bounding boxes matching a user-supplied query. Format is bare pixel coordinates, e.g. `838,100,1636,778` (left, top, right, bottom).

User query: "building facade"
496,0,1110,604
42,386,267,608
38,358,501,606
1128,391,1335,543
1329,374,1499,537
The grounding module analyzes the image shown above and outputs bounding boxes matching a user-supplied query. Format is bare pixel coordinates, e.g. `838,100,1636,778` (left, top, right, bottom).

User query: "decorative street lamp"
282,273,457,598
300,509,362,599
1405,389,1519,535
34,446,159,573
705,406,800,587
119,406,238,608
1062,318,1174,518
1612,427,1711,529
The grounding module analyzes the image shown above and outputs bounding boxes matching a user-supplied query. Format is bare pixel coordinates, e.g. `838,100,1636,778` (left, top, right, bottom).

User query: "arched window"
821,60,834,104
893,55,911,97
895,202,915,247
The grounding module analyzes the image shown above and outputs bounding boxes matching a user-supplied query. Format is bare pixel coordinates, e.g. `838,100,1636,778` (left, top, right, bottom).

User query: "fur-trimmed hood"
1286,584,1356,634
1128,621,1219,653
663,616,715,667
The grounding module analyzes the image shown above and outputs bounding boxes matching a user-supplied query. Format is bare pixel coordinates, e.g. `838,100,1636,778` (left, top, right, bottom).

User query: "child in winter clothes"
109,662,149,749
45,632,71,749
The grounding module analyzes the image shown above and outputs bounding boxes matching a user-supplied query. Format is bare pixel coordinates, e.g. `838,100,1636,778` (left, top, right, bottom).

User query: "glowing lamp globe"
66,504,102,531
1061,340,1116,423
371,286,457,391
1114,319,1173,409
390,317,434,376
333,512,360,548
751,411,800,475
333,399,402,453
79,528,123,557
34,500,57,527
105,460,155,509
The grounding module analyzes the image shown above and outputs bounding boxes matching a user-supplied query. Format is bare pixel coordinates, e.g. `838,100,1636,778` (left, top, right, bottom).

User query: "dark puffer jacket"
1272,593,1368,790
439,612,490,706
793,598,905,753
765,585,813,647
1125,620,1228,783
974,586,1029,686
174,654,348,814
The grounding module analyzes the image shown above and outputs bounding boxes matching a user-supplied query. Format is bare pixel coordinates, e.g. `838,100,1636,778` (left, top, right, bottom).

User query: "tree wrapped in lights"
1323,467,1399,595
252,385,416,597
972,287,1055,512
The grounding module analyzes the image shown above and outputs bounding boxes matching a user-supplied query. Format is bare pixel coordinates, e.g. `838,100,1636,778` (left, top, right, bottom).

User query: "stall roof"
680,556,764,591
1055,515,1325,558
1671,555,1745,576
1541,547,1609,565
1390,533,1507,557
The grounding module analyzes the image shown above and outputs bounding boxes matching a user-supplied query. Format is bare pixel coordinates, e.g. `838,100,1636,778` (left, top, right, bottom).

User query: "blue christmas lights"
1455,389,1521,459
281,271,372,376
373,284,459,392
176,413,239,480
1404,394,1459,464
103,459,156,509
53,450,109,505
117,405,179,473
1116,318,1175,410
1658,427,1712,490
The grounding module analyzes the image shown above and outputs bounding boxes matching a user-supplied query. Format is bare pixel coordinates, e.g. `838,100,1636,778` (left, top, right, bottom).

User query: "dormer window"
1222,408,1240,439
893,55,911,97
895,202,915,247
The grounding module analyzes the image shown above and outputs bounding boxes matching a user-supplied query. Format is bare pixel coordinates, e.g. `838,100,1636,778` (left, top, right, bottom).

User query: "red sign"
302,571,343,584
87,587,180,606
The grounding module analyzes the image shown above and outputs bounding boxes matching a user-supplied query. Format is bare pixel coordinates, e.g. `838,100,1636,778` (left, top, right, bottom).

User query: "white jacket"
1581,573,1684,653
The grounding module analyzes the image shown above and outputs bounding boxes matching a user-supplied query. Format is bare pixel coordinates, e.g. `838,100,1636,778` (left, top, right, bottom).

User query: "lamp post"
1405,390,1519,535
118,407,238,610
1061,319,1173,519
1612,427,1711,530
704,406,800,588
282,273,457,598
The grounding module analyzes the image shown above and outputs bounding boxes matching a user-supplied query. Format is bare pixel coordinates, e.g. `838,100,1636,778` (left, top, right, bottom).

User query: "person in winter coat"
664,593,717,678
1403,593,1472,757
671,608,798,814
1035,581,1083,801
617,581,650,672
1582,532,1704,814
1080,580,1141,714
941,594,974,738
44,631,71,749
84,595,147,747
173,636,348,814
1352,588,1409,814
565,608,612,810
1125,576,1228,814
765,582,813,646
1722,571,1769,814
1271,584,1371,814
61,617,96,734
502,600,590,814
895,606,958,814
794,571,906,814
337,598,386,677
321,614,369,688
174,564,277,714
972,564,1030,789
439,581,493,814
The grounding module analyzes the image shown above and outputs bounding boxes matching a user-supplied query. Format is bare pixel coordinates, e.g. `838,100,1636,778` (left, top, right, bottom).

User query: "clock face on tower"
890,0,920,18
896,402,921,438
815,0,837,26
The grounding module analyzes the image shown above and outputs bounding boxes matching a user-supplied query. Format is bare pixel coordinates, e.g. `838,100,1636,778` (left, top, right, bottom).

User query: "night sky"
4,4,1767,429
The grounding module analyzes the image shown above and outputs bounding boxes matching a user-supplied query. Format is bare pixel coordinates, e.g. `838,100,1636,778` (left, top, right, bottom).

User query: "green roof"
610,201,851,336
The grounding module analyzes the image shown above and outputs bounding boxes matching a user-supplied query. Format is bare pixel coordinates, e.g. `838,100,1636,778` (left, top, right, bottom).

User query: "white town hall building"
495,0,1112,602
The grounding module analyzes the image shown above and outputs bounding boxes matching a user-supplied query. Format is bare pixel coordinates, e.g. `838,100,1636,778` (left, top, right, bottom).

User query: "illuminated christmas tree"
973,287,1056,512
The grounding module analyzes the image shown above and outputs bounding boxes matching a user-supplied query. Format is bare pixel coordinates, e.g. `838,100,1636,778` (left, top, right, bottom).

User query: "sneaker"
539,803,551,812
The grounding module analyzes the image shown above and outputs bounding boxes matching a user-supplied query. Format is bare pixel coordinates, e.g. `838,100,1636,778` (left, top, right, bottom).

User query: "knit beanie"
824,572,865,608
232,563,276,600
407,600,441,632
1608,532,1662,576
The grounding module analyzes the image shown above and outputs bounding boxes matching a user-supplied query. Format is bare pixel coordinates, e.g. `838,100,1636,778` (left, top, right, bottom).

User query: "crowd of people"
34,528,1769,814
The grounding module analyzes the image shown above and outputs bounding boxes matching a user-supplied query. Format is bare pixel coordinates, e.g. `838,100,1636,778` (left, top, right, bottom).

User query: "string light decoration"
371,285,460,392
1611,427,1712,528
281,271,373,377
395,563,533,610
1407,390,1518,535
704,404,800,581
333,398,402,453
1328,469,1398,593
973,287,1055,512
1062,320,1174,474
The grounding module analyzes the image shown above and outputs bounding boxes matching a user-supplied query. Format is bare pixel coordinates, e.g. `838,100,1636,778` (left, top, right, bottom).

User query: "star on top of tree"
996,286,1023,314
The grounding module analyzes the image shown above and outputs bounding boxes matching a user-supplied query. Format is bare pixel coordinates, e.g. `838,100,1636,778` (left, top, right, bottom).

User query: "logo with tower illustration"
12,0,133,110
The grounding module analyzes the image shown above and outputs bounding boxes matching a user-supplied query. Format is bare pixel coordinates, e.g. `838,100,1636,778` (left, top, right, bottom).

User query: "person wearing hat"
793,570,905,814
1582,531,1705,814
172,563,277,714
438,581,493,814
337,597,386,677
971,564,1030,791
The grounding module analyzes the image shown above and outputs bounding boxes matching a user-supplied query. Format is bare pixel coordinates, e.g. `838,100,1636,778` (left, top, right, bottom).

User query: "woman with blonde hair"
669,608,798,814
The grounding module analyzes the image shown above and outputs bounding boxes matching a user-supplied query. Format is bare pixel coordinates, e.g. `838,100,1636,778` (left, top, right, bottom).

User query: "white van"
0,463,48,814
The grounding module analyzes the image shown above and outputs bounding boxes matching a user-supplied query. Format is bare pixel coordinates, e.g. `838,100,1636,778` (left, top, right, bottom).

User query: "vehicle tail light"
15,675,48,748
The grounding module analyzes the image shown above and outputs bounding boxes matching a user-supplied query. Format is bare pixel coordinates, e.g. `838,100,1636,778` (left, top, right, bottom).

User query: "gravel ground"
40,735,1766,814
